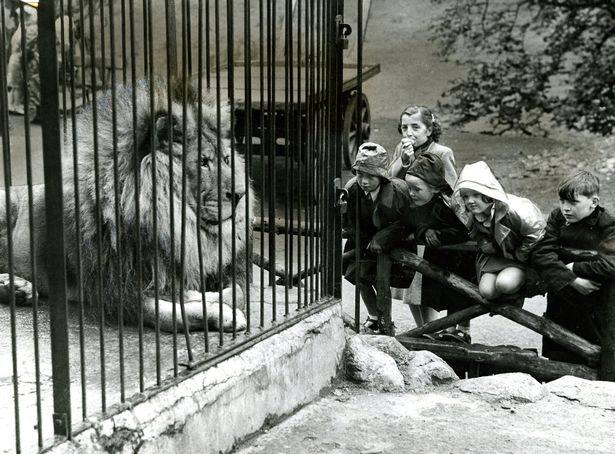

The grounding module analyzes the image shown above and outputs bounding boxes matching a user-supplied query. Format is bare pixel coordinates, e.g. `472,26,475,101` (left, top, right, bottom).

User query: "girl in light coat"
453,161,546,301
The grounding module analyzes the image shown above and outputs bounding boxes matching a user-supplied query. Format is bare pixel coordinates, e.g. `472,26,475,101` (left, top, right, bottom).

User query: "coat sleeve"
439,148,458,192
414,201,469,245
513,200,546,263
572,222,615,281
530,210,578,292
388,142,412,179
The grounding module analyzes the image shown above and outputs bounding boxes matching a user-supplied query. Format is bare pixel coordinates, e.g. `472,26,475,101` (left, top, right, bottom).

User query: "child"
531,171,615,364
453,161,546,302
389,105,457,191
342,142,415,336
402,153,477,343
389,106,459,325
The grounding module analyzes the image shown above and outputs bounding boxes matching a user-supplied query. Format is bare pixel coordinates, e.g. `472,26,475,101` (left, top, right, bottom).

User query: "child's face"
405,175,439,207
460,189,493,215
400,113,432,147
356,171,381,193
559,194,598,223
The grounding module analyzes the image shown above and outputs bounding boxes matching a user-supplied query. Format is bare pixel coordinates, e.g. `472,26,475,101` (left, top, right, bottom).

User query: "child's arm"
530,209,578,292
415,203,469,246
569,223,615,282
513,200,546,263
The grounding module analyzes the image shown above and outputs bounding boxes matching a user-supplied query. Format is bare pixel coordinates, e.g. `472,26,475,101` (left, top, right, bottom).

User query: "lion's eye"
223,155,230,165
201,156,211,168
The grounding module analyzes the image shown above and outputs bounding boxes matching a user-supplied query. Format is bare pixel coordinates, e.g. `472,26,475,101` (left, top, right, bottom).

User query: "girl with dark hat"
401,153,477,343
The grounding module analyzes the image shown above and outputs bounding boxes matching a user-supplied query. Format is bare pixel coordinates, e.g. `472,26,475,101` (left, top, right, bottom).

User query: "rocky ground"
235,334,615,453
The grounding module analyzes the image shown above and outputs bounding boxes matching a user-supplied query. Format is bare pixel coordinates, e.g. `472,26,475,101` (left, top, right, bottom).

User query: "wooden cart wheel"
342,93,371,169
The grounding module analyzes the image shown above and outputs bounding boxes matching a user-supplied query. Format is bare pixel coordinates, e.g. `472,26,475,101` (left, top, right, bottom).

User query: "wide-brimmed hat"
406,152,448,191
351,142,391,181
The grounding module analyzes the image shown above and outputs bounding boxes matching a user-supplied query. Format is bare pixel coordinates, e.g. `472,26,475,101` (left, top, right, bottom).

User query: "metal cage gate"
0,0,363,451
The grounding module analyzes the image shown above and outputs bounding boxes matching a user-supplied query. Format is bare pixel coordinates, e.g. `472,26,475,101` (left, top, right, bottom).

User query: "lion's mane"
62,80,252,322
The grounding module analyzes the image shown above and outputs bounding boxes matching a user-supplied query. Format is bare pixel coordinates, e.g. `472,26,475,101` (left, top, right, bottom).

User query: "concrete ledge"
49,303,345,454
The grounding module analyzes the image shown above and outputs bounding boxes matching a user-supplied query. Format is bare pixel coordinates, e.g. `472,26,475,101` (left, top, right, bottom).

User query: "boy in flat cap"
342,142,415,336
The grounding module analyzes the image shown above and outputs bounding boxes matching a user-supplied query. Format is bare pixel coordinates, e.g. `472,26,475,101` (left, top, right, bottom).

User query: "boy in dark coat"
531,171,615,364
342,142,415,336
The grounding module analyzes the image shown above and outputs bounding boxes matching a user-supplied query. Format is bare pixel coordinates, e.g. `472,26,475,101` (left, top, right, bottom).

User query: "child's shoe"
362,317,380,334
377,315,396,337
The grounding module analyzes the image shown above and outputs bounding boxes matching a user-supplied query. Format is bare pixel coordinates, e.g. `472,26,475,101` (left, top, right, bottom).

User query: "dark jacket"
342,177,415,288
342,176,412,252
407,195,477,311
531,206,615,292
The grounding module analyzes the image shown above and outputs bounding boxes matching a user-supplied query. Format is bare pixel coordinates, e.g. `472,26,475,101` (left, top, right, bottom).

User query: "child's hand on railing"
424,229,441,247
367,239,383,254
570,277,601,295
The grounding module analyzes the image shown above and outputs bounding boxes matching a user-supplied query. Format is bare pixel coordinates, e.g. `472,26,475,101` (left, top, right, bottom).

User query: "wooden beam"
391,249,601,365
397,336,598,381
399,304,489,338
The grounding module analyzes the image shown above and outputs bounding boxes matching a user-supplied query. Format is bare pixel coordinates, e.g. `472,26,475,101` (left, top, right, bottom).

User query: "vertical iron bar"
59,0,68,132
333,0,344,298
75,0,88,420
145,0,161,386
296,0,302,308
315,0,321,301
354,0,363,331
179,0,195,360
127,0,145,392
165,0,179,376
78,0,87,107
205,0,211,88
99,0,106,88
0,2,20,449
38,0,73,437
303,0,310,306
19,2,42,445
121,0,127,84
227,0,238,337
87,0,107,412
197,0,211,352
142,0,148,75
288,0,294,300
215,0,224,346
244,0,253,332
108,0,126,402
258,0,265,327
269,0,277,318
308,0,315,305
186,0,192,74
283,0,290,315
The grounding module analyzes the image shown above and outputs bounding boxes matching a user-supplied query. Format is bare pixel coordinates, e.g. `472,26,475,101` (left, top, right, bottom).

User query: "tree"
433,0,615,136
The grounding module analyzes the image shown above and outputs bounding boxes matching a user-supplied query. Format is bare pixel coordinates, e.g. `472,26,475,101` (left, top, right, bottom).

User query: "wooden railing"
365,246,615,382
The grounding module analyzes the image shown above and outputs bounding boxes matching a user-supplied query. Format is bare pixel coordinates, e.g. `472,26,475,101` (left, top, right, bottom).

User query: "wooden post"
399,304,489,338
600,282,615,381
391,249,601,365
375,253,392,320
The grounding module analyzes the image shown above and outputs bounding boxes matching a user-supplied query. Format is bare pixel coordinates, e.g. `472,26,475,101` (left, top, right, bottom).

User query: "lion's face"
150,92,248,236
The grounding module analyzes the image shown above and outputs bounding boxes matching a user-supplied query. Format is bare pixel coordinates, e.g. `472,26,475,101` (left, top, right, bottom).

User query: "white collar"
364,186,381,202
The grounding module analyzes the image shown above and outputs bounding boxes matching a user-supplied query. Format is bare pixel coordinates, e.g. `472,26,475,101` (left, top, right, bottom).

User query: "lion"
0,79,251,332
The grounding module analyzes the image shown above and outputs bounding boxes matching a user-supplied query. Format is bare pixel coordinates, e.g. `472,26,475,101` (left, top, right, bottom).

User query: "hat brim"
454,180,508,205
351,162,391,181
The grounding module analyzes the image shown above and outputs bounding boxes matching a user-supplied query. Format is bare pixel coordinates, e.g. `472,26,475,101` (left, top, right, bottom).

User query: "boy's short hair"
558,171,600,201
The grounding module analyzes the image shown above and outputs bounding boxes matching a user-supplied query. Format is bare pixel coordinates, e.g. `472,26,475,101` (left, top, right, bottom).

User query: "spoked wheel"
342,93,371,169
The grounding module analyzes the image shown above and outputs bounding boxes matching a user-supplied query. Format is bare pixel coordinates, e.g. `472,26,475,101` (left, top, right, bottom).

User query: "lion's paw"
0,274,36,306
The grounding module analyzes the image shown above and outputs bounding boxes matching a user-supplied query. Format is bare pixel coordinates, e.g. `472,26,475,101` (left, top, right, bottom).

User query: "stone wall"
49,303,345,454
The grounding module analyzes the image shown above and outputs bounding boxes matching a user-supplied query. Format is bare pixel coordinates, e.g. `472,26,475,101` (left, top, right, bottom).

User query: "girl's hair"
558,171,600,202
398,105,442,143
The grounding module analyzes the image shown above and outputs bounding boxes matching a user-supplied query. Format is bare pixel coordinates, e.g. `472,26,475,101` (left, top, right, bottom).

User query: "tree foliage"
433,0,615,135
